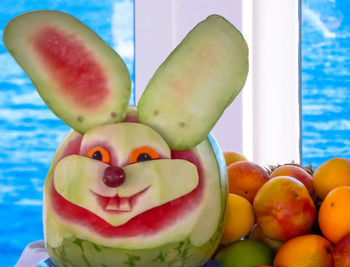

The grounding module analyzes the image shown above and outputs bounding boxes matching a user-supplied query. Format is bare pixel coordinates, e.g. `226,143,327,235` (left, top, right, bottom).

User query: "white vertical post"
250,0,300,166
135,0,244,153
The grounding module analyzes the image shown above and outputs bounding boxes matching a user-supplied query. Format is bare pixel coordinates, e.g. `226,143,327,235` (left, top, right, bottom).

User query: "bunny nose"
103,166,126,188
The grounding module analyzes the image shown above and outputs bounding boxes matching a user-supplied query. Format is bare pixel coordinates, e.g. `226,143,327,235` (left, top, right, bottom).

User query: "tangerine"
319,186,350,243
313,157,350,199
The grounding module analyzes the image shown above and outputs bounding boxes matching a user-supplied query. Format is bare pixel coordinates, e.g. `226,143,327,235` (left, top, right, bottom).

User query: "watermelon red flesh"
50,147,204,238
124,114,138,123
33,26,109,109
58,134,84,161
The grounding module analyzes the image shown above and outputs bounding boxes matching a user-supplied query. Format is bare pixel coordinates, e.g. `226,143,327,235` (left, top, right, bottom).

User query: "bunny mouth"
91,187,150,213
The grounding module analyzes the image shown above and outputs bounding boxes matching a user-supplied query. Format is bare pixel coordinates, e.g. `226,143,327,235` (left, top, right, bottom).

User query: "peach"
334,234,350,267
270,165,313,195
227,161,270,203
273,234,333,267
253,176,316,241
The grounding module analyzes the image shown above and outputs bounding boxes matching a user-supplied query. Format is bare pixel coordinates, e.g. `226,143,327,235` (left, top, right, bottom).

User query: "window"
301,0,350,168
0,1,134,266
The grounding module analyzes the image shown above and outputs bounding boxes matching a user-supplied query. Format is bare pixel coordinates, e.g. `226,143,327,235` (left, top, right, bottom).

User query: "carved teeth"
119,198,132,211
99,187,149,212
106,197,120,210
105,195,132,211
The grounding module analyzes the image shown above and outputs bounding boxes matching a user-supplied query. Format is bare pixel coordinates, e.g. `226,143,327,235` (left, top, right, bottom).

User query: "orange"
319,186,350,243
313,157,350,199
223,151,248,166
227,161,269,203
273,234,333,267
221,193,255,244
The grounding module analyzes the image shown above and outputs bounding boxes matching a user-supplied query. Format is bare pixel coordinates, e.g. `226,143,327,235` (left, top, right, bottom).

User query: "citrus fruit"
319,186,350,243
313,157,350,199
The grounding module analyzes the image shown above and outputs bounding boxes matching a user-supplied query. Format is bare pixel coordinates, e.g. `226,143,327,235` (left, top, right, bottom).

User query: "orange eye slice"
87,146,111,164
129,146,159,164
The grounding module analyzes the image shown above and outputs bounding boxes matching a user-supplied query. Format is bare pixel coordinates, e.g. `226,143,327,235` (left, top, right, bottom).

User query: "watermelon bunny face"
43,122,225,254
50,123,204,241
4,10,248,267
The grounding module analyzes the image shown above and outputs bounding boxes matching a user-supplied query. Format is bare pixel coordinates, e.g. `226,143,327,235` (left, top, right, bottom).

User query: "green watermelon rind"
47,230,222,267
137,14,248,150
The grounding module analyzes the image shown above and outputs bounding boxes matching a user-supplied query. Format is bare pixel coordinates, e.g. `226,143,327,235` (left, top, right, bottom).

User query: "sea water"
301,0,350,168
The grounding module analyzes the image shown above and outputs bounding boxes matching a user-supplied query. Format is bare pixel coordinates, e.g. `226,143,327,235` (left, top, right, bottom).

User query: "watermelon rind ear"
137,15,249,150
3,10,131,133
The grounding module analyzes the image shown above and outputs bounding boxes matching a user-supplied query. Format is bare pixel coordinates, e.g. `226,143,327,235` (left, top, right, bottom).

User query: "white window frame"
134,0,300,166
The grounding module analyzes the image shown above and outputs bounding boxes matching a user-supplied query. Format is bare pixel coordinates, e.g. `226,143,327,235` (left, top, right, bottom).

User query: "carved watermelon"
43,118,228,267
4,10,248,267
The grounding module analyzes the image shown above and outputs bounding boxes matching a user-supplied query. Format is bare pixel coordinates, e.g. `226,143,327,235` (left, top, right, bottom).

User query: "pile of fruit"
208,153,350,267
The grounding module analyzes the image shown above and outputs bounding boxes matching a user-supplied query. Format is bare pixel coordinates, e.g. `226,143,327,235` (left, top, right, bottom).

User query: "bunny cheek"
49,149,204,238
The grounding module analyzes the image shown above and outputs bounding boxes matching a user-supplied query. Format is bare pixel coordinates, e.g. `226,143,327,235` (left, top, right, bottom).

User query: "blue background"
301,0,350,168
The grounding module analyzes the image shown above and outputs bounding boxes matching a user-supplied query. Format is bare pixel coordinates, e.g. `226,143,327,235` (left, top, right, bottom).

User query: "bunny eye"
129,146,159,164
87,146,111,164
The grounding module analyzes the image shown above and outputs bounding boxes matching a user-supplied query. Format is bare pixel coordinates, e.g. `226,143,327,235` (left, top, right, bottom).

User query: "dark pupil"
92,151,102,160
137,153,152,162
